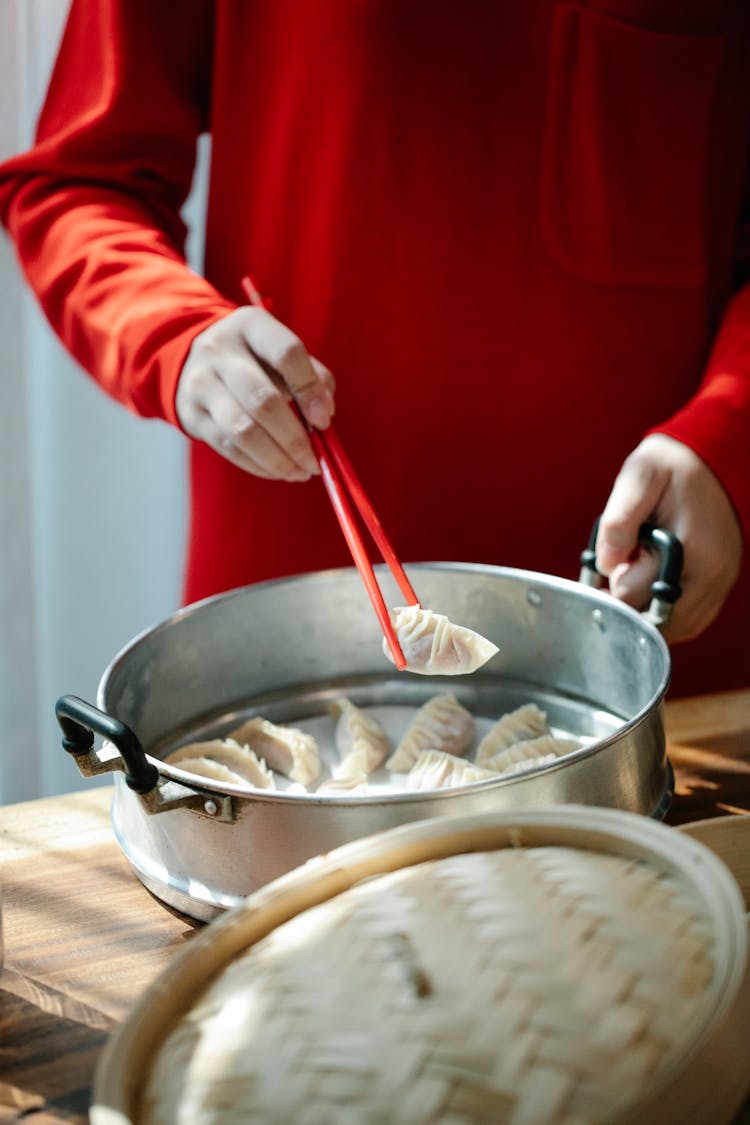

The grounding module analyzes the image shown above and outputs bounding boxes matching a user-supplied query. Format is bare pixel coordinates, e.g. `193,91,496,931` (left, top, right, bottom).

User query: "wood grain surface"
665,688,750,825
0,690,748,1124
0,789,201,1122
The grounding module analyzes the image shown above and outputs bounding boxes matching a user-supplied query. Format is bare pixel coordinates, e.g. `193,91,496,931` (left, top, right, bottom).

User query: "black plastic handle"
55,694,160,794
580,519,684,606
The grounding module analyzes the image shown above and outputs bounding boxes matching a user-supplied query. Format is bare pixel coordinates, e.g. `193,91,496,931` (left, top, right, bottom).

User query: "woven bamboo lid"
92,808,750,1125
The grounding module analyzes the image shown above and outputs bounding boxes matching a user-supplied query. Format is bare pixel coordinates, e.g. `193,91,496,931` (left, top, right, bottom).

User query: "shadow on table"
0,971,110,1123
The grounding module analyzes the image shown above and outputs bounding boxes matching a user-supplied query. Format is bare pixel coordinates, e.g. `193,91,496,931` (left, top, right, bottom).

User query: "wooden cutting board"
0,688,748,1124
665,688,750,827
678,815,750,909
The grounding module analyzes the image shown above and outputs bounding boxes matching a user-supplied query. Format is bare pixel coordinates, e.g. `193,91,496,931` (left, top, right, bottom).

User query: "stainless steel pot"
57,550,679,922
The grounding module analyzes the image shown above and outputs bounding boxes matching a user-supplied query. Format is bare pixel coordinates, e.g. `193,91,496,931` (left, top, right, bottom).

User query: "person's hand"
595,434,743,642
175,307,336,480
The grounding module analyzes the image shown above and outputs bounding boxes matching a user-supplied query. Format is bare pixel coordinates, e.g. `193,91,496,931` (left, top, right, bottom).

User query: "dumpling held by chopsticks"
384,605,499,675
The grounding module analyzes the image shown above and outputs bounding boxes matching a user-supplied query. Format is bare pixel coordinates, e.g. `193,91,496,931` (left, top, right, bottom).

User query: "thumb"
241,308,335,430
607,553,660,610
596,448,669,576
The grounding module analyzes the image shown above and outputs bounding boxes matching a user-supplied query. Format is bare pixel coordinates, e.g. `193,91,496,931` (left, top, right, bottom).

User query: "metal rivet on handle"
204,799,219,816
527,589,542,607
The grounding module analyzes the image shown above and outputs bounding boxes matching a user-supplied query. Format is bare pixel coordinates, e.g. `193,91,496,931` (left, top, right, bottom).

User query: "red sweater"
2,1,750,696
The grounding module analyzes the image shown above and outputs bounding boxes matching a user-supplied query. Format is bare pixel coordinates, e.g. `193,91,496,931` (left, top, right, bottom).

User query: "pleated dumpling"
229,716,321,786
483,735,580,778
474,703,552,764
317,772,369,795
330,697,390,778
406,749,496,791
383,605,499,676
165,739,276,790
386,694,474,772
163,756,247,787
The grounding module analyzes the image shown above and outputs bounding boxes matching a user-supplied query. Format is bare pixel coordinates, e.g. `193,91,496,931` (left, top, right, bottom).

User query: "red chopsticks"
241,276,419,670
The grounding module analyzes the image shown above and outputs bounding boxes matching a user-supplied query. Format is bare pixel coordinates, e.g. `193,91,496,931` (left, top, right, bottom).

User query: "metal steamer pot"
56,530,683,922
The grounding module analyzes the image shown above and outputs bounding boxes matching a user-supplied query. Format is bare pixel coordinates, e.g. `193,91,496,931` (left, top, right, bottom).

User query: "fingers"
178,364,316,480
609,548,714,644
596,434,743,644
659,539,738,644
187,407,278,479
311,357,336,401
216,358,320,478
607,552,660,610
210,372,316,480
176,308,337,482
240,308,336,431
596,449,670,575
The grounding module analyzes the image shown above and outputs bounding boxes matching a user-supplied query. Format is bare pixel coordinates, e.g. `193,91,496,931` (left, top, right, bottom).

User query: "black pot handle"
579,519,683,627
55,694,160,794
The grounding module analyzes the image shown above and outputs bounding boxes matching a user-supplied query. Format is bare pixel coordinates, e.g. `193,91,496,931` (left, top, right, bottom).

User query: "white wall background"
0,0,208,802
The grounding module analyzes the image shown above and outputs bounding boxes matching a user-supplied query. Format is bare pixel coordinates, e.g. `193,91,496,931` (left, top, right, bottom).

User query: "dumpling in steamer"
386,694,474,772
483,735,581,778
229,716,321,786
383,605,499,676
164,739,276,790
406,749,497,791
317,772,369,795
329,697,390,778
475,703,551,765
163,756,247,787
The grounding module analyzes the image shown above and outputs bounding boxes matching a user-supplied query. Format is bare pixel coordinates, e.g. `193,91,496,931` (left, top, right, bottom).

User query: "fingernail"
608,562,639,601
307,397,331,430
595,541,624,576
595,551,615,577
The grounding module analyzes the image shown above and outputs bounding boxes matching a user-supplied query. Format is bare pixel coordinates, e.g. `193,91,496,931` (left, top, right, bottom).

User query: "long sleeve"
651,282,750,540
0,0,234,425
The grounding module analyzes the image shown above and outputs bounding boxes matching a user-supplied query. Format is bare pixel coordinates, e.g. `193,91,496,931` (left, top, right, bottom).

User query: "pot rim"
98,562,670,806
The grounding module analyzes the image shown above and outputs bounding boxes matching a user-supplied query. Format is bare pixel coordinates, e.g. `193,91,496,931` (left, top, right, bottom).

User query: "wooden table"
1,690,749,1124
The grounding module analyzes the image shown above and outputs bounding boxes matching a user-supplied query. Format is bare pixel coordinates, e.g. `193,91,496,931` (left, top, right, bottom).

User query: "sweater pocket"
540,3,726,289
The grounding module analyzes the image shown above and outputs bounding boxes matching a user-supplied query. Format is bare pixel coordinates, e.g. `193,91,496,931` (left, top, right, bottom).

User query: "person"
1,1,748,698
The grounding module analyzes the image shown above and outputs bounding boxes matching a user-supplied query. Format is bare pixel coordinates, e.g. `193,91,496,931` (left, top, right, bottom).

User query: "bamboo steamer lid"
92,807,750,1125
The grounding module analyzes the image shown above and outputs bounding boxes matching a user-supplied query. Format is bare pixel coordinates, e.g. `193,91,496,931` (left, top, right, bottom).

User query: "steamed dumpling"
386,694,474,772
229,716,321,786
475,703,551,765
317,772,369,795
330,697,390,778
162,756,247,787
483,735,580,777
383,605,499,676
406,749,496,791
165,739,276,790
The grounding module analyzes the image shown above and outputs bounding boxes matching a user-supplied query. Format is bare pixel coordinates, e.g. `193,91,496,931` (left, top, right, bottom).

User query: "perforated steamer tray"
92,808,750,1125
